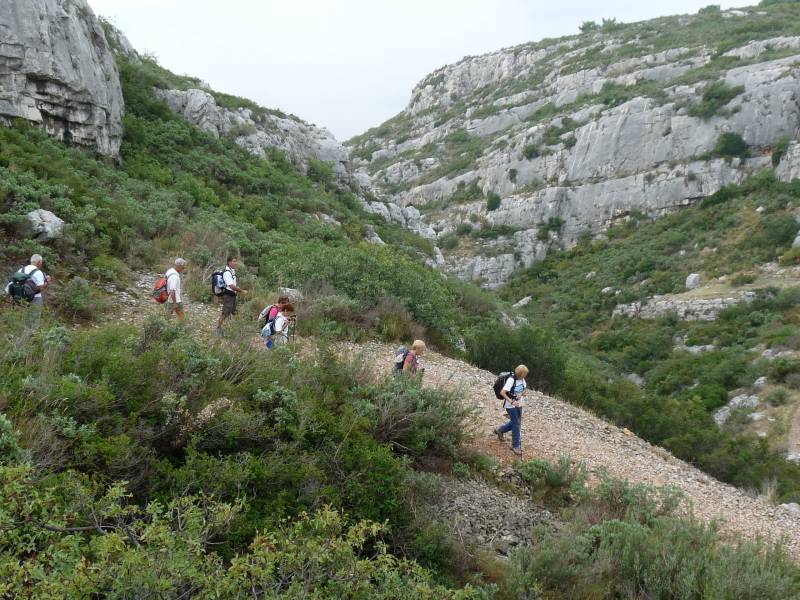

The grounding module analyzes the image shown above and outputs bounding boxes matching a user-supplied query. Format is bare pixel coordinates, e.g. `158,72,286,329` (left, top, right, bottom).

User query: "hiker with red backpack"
164,258,187,321
493,365,529,456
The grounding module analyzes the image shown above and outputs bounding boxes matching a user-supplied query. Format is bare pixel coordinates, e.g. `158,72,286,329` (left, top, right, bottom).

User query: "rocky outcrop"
0,0,123,156
613,291,756,321
156,88,356,189
17,209,64,242
350,8,800,288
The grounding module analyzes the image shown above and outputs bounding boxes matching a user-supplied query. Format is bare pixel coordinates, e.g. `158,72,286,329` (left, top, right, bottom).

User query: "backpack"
493,372,516,401
393,346,410,372
153,275,169,304
258,305,279,330
210,269,227,297
7,267,40,302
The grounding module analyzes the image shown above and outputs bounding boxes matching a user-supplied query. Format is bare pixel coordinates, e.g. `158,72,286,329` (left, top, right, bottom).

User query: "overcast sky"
90,0,753,140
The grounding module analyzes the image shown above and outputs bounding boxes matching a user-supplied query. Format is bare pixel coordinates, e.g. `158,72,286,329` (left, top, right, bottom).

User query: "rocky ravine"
349,6,800,288
0,0,123,156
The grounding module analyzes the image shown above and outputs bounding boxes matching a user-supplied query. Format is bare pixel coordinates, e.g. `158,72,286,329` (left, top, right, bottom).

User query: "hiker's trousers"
499,406,522,449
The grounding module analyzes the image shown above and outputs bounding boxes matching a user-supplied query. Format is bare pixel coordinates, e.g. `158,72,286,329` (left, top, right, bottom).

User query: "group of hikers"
6,255,530,456
157,256,295,347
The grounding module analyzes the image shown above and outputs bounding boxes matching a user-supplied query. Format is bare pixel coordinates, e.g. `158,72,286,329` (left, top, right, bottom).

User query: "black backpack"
393,346,410,372
493,372,516,400
7,267,40,303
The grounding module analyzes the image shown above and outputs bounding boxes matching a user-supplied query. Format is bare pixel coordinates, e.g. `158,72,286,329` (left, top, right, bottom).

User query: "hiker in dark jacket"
493,364,529,456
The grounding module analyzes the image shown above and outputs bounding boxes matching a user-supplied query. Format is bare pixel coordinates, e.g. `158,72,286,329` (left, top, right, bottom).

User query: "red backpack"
153,275,169,304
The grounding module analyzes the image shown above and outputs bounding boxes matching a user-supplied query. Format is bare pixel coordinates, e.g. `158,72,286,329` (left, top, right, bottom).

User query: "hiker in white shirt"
165,258,186,321
493,364,529,456
216,257,248,333
21,254,49,330
262,303,295,348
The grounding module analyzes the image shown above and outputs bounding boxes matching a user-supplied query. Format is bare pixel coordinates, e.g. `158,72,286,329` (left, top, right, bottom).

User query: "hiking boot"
511,447,523,456
493,428,504,442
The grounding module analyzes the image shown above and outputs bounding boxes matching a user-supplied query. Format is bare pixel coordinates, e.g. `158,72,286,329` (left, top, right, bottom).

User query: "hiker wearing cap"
216,257,248,333
494,364,529,456
165,258,186,321
403,340,426,376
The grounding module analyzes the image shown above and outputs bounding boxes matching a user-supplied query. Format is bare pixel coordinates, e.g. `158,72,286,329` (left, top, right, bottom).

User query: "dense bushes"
505,477,800,599
0,464,482,598
466,323,567,394
0,315,474,562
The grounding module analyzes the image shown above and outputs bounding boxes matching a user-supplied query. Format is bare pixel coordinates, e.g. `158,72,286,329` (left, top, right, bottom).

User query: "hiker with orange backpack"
165,258,187,321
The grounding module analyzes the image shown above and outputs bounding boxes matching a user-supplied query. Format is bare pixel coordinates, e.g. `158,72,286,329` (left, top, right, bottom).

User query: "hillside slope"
349,3,800,288
98,279,800,562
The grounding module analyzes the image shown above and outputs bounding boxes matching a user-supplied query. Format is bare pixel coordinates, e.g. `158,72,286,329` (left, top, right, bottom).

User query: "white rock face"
17,209,65,242
156,89,354,189
0,0,123,156
350,19,800,287
685,274,701,290
613,292,756,321
776,141,800,182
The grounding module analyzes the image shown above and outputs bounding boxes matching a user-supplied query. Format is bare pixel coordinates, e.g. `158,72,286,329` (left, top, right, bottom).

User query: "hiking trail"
112,273,800,560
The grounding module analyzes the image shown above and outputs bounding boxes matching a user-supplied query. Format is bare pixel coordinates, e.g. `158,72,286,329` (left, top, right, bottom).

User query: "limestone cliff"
349,5,800,288
0,0,123,156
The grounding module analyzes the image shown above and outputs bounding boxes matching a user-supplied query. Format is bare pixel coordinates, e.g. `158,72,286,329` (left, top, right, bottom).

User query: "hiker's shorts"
222,293,237,317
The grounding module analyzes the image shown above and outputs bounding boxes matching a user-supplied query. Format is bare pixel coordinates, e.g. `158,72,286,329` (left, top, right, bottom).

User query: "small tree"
486,191,502,211
580,20,599,33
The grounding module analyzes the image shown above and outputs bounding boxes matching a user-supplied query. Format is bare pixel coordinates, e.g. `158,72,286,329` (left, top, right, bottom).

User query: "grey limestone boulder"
0,0,123,156
685,274,701,290
17,209,64,242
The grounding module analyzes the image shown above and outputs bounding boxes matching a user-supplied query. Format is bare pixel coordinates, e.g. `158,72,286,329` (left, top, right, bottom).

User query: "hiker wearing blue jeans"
493,365,529,456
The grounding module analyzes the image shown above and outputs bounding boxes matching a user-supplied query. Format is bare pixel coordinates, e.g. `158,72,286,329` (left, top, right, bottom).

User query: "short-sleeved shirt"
165,268,181,303
502,376,527,409
273,313,289,344
222,267,237,294
22,264,45,299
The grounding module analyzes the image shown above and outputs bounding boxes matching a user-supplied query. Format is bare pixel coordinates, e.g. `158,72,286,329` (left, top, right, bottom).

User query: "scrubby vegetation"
503,171,800,502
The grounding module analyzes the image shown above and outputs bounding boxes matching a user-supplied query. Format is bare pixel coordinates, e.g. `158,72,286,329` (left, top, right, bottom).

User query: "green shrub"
522,143,540,160
731,273,757,286
352,376,477,458
517,456,587,507
451,180,484,203
713,132,749,158
772,135,792,167
688,81,745,119
439,234,458,250
766,388,790,406
486,191,502,211
504,476,800,600
466,323,567,394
